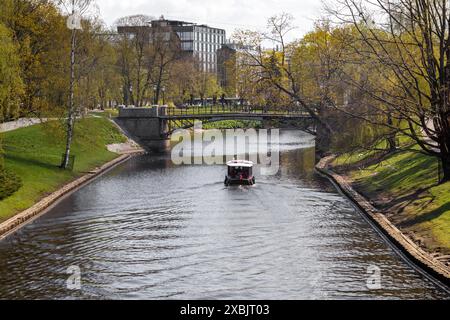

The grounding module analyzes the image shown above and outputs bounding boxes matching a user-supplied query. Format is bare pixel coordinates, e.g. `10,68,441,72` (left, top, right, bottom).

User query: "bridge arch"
116,107,316,151
164,115,316,137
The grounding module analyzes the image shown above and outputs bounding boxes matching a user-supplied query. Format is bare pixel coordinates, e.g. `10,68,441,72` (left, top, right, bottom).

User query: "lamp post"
153,85,157,105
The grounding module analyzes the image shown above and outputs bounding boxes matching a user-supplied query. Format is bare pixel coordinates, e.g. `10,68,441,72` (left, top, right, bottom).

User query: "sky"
95,0,324,41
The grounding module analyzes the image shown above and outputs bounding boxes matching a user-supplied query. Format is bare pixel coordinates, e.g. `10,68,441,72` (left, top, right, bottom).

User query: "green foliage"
0,23,24,121
0,0,70,117
0,1,123,118
0,167,22,201
202,120,263,130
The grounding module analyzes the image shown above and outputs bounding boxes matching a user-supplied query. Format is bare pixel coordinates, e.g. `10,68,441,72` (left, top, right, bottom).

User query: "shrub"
0,168,22,200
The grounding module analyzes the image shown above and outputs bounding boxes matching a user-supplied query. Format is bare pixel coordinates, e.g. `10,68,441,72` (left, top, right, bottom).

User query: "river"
0,130,448,299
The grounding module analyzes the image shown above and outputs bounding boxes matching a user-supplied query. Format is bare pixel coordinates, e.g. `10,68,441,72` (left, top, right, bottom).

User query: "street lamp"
153,85,157,105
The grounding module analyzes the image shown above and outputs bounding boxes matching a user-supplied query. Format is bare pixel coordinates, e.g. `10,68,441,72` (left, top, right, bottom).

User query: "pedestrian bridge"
115,106,315,150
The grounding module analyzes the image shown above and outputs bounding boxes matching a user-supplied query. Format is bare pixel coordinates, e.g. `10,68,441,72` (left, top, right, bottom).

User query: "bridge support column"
116,107,170,152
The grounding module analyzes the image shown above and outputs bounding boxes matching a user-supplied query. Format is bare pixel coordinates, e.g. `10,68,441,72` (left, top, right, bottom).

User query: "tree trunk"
386,112,397,152
155,83,160,105
315,122,332,156
387,136,397,152
61,28,76,169
440,154,450,183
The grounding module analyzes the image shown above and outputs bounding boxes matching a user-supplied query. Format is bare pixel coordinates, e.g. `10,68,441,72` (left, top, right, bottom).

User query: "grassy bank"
0,117,126,222
332,148,450,255
202,120,263,130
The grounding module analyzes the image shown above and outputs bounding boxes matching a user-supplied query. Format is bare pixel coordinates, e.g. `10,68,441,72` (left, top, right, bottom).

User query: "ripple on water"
0,130,448,300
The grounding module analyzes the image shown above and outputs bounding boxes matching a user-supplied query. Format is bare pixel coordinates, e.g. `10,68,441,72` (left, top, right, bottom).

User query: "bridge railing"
166,105,310,117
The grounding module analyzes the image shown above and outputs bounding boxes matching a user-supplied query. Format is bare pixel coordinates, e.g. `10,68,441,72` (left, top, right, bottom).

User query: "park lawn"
0,117,126,222
89,108,119,118
333,148,450,254
202,120,263,130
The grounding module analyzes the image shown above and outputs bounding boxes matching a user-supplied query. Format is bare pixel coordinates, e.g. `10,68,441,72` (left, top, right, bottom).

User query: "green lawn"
89,108,119,118
0,117,126,222
202,120,263,130
333,148,450,253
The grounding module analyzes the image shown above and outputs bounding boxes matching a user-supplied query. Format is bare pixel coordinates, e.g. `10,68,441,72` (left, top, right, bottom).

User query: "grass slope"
333,149,450,253
0,117,126,222
202,120,263,130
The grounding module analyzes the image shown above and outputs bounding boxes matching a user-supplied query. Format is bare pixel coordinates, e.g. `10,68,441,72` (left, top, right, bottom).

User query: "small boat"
225,160,256,186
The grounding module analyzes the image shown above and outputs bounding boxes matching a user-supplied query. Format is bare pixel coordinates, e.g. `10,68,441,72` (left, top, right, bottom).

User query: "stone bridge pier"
115,107,170,152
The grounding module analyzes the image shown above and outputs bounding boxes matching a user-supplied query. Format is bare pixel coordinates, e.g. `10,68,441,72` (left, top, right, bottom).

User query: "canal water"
0,130,448,300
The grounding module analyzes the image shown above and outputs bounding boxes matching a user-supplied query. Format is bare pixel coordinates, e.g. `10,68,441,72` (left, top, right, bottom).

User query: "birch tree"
55,0,93,169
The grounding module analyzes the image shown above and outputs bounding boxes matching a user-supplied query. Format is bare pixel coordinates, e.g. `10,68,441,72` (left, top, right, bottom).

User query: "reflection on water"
0,130,448,300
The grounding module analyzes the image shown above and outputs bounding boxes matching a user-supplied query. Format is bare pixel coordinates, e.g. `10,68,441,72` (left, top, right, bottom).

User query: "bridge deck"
160,113,311,120
116,107,316,141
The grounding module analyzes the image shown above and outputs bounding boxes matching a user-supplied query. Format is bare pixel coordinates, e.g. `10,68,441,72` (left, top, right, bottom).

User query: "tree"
0,23,24,122
75,19,122,111
115,16,184,106
328,0,450,182
55,0,94,169
115,15,153,107
0,22,24,172
146,23,182,105
1,0,71,117
167,57,198,105
194,71,221,105
233,14,344,152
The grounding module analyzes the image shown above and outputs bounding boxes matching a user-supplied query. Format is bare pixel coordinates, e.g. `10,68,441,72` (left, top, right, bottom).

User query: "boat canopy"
227,160,254,168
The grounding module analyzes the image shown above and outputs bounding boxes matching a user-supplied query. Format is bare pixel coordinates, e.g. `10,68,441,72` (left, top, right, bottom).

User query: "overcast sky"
95,0,324,41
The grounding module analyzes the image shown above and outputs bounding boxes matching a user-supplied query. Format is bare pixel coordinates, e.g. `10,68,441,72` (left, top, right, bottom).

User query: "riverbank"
0,117,136,224
316,150,450,285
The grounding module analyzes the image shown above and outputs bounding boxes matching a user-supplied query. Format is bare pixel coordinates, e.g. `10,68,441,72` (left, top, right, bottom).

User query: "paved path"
0,118,48,133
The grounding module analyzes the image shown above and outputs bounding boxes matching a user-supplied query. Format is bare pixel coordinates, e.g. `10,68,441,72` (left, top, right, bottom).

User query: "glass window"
182,42,193,51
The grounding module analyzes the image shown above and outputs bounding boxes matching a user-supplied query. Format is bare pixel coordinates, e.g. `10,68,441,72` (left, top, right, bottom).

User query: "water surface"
0,130,448,299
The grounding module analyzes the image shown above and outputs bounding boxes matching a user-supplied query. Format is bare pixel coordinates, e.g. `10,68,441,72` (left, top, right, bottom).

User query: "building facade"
152,19,226,73
118,18,226,74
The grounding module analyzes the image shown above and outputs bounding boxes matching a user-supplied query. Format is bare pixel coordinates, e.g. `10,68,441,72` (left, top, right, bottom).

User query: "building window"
182,42,193,51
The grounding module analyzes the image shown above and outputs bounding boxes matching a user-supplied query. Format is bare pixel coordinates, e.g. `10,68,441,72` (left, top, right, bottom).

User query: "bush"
0,168,22,200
